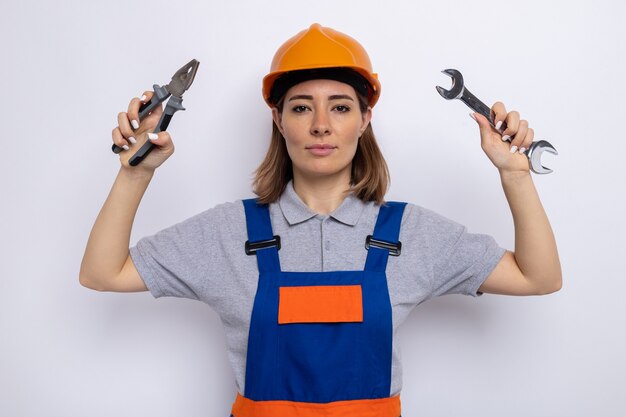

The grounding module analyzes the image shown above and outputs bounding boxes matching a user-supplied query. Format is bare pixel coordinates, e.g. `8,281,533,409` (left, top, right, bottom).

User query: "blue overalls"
230,198,406,417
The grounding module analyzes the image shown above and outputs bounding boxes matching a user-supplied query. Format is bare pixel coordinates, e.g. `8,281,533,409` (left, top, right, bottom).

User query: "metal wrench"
436,69,557,174
112,59,200,166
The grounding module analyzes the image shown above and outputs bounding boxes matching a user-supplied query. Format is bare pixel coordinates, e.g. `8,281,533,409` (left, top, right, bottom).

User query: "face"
272,79,372,184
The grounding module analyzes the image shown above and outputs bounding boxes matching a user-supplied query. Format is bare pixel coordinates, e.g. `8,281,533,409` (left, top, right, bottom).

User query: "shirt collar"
278,181,365,226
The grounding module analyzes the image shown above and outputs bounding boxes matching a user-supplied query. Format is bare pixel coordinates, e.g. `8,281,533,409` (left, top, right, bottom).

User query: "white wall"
1,0,624,416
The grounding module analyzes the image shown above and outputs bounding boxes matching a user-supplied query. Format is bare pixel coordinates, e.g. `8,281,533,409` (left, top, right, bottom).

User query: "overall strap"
364,201,407,272
242,198,281,273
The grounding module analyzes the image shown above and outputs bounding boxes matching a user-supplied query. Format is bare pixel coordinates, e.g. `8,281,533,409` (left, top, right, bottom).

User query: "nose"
310,110,331,136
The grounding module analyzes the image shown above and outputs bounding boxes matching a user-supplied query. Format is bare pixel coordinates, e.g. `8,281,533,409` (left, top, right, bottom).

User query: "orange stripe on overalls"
278,285,363,324
231,392,400,417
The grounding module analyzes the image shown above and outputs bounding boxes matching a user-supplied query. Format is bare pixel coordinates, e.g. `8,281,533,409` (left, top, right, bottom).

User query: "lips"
306,143,337,156
306,144,336,150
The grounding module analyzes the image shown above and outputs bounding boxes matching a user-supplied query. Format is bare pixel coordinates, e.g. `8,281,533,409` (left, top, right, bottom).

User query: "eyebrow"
288,94,354,102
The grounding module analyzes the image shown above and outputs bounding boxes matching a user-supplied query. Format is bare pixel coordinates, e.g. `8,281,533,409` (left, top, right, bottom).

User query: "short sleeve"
433,225,505,297
403,205,506,299
129,201,245,301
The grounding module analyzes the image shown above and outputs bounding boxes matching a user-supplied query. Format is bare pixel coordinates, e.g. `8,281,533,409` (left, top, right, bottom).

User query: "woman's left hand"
471,101,533,174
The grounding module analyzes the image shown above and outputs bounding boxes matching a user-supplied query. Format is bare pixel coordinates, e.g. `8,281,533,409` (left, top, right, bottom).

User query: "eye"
291,105,309,113
334,105,351,113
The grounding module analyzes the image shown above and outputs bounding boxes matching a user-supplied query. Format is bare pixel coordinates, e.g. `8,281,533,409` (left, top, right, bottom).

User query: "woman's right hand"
112,90,175,173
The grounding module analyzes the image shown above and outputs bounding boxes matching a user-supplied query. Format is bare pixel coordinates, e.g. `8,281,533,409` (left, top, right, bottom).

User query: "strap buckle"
365,235,402,256
245,235,281,255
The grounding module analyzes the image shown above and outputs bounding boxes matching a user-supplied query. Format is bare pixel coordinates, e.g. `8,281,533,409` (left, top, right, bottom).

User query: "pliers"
112,59,200,166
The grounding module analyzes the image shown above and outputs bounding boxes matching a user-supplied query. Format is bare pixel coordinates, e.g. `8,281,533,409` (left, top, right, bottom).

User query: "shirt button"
325,240,331,251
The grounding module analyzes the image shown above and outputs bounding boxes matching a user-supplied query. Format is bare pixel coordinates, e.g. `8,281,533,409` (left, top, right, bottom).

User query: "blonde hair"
252,93,390,204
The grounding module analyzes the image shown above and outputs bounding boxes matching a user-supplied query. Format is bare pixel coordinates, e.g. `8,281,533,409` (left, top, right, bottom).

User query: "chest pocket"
278,285,363,324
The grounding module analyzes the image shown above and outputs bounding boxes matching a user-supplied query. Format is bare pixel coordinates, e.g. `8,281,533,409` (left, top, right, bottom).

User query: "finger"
117,112,136,144
491,101,507,131
501,111,520,143
509,119,528,153
146,130,174,152
471,112,494,140
518,127,534,154
127,91,153,131
139,90,152,104
112,126,130,151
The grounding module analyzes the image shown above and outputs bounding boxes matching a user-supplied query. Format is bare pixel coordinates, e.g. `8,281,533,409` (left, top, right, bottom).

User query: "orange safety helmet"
262,23,381,108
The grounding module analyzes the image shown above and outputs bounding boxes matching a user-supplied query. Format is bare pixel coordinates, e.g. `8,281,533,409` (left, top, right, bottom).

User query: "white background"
1,0,625,416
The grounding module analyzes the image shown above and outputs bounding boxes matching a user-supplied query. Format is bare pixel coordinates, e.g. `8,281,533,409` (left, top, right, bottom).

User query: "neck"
292,171,352,215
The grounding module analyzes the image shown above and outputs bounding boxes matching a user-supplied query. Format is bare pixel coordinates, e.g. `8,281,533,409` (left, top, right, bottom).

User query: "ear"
272,107,285,135
360,106,372,136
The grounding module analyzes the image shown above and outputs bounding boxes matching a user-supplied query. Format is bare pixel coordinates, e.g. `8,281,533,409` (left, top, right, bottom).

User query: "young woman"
80,23,561,417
